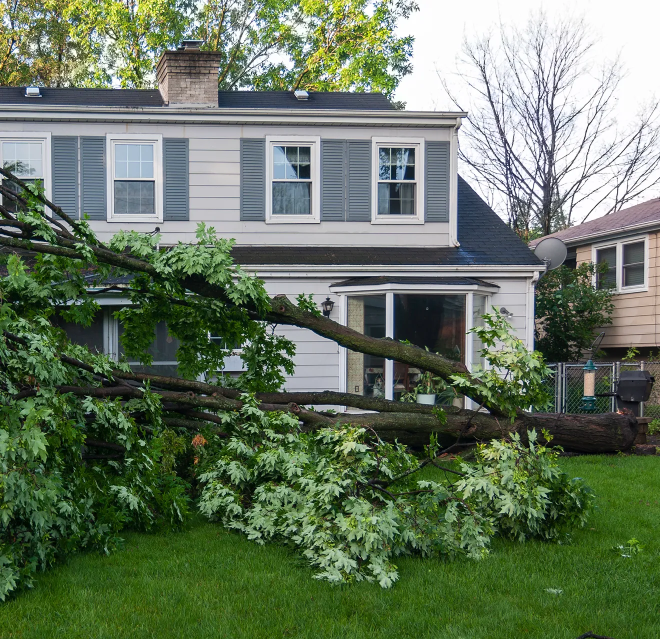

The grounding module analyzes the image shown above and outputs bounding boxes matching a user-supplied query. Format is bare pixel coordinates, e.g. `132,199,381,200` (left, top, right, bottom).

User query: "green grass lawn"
1,456,658,639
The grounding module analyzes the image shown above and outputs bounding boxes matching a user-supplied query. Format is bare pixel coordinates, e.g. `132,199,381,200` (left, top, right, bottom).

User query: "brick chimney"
156,41,221,108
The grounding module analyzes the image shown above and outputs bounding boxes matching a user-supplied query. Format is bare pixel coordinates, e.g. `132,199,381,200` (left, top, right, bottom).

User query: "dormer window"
371,138,424,224
265,136,320,223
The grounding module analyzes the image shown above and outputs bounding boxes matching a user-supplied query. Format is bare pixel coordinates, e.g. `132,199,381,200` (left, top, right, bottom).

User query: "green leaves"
535,263,615,362
451,309,553,417
198,401,594,587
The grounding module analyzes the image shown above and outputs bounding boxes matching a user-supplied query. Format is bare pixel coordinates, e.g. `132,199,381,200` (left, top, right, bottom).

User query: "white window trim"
265,135,321,224
371,137,425,225
592,235,648,294
106,133,163,223
0,132,52,203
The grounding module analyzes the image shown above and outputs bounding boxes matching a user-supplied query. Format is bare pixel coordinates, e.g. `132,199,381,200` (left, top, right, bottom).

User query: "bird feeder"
581,359,597,412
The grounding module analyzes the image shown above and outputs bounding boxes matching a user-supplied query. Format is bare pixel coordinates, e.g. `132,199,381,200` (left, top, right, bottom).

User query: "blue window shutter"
425,141,450,222
51,136,79,219
240,138,265,221
80,137,106,220
321,140,346,221
347,140,371,222
163,138,189,221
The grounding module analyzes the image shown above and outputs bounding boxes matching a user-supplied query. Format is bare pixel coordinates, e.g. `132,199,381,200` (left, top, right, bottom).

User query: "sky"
393,0,660,220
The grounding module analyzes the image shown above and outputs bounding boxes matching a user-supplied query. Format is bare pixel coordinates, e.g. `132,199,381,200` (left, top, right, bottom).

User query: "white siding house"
0,44,543,405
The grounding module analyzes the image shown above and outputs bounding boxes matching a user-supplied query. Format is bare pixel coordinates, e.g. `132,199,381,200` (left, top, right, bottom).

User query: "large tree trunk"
333,408,638,453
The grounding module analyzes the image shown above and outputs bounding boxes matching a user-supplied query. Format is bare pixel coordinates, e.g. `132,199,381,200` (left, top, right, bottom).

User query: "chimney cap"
294,89,309,101
178,40,205,51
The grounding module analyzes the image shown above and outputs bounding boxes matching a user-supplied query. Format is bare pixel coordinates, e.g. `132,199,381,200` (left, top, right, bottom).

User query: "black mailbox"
615,370,655,415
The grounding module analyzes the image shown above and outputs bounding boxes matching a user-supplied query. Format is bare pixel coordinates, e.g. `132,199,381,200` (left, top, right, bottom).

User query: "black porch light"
321,297,335,317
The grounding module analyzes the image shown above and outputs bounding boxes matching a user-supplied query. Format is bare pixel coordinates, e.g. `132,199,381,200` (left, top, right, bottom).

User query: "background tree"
0,0,100,86
0,0,417,97
443,12,660,237
195,0,417,98
535,262,614,362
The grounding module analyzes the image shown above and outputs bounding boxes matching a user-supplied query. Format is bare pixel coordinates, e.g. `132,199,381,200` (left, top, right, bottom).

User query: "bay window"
340,287,492,403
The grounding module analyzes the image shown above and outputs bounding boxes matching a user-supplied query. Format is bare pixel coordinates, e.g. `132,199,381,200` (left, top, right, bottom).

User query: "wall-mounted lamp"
581,359,597,412
321,297,335,317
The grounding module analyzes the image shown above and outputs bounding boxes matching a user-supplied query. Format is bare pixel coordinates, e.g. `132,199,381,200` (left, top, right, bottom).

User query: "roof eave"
553,219,660,247
0,104,467,127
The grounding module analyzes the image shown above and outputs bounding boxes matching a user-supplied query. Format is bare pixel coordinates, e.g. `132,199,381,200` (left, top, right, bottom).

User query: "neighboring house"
532,198,660,358
0,43,542,406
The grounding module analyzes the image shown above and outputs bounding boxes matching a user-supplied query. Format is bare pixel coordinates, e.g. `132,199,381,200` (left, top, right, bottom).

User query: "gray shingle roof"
0,86,164,107
0,87,393,110
217,91,394,110
230,178,542,268
529,197,660,247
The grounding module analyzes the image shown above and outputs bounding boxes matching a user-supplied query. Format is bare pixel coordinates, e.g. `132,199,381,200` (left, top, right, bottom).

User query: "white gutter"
330,282,499,294
0,105,467,128
239,264,540,275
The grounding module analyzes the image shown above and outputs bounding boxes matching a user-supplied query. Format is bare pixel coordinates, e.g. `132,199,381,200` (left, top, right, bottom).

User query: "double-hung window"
594,237,647,292
266,136,320,223
107,134,162,222
372,138,424,224
0,134,50,212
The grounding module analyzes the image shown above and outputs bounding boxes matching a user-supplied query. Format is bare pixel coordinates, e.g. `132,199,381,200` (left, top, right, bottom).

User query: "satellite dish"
534,237,567,270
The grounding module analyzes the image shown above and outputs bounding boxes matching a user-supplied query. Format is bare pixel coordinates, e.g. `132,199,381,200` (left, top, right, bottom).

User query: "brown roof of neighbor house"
529,198,660,247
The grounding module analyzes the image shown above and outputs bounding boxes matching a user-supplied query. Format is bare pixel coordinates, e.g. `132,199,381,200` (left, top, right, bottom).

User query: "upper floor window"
266,137,320,223
594,237,646,292
371,138,424,224
0,135,49,212
107,134,162,222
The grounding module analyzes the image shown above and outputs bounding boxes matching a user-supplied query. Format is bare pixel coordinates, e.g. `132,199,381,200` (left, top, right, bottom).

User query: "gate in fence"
538,361,660,415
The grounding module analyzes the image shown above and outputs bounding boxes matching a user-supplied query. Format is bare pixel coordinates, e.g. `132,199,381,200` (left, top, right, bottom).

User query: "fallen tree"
0,166,637,454
0,168,621,597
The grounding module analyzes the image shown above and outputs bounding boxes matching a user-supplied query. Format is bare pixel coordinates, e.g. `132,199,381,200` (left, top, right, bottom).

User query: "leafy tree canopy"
535,263,614,362
0,0,417,98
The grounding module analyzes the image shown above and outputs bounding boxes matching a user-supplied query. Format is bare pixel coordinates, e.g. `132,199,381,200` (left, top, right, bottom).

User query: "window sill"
614,286,648,295
265,216,320,224
371,216,424,225
107,215,163,223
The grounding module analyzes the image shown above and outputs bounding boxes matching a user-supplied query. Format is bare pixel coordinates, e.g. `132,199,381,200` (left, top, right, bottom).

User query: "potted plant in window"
416,371,438,405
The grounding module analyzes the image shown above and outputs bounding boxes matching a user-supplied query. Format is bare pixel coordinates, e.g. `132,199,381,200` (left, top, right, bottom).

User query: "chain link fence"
535,361,660,416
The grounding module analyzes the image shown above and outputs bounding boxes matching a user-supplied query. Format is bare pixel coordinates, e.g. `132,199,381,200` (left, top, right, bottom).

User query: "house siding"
576,233,660,350
0,120,453,247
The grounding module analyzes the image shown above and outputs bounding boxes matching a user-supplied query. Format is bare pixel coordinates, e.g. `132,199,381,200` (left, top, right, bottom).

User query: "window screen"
272,146,312,215
113,143,155,216
622,241,645,287
596,247,617,289
377,147,416,216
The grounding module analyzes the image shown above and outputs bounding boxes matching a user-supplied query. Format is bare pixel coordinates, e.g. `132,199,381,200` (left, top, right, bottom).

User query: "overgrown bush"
197,398,594,587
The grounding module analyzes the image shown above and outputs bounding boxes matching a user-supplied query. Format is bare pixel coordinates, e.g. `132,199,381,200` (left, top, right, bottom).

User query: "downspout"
526,270,541,350
449,119,461,248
